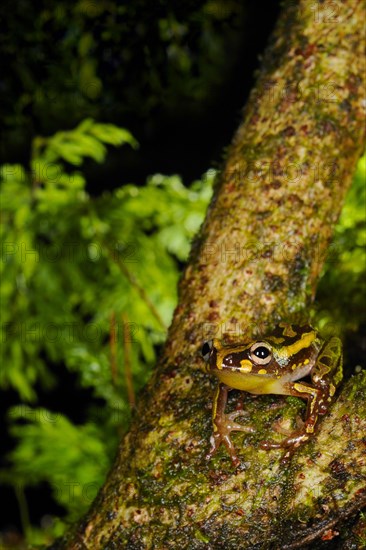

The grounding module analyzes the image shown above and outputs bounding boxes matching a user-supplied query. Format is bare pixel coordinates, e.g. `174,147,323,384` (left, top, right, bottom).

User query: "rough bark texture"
53,1,366,548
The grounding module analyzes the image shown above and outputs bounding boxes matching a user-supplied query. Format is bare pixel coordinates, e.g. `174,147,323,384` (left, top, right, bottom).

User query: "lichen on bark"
52,1,366,548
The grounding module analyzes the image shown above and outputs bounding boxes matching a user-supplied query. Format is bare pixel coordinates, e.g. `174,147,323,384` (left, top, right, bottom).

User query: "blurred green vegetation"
0,119,214,545
315,154,366,339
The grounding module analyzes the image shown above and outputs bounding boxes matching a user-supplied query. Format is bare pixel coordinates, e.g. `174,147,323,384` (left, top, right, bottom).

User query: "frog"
201,323,343,467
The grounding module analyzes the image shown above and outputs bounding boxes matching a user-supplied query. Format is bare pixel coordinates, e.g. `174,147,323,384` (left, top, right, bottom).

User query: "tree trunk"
52,1,366,548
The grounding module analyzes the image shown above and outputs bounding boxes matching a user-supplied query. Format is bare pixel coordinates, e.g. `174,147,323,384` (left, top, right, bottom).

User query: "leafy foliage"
315,153,366,338
0,119,214,545
4,406,109,518
1,119,214,401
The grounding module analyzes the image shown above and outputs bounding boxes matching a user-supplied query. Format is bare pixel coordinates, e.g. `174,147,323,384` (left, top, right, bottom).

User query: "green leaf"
90,123,139,148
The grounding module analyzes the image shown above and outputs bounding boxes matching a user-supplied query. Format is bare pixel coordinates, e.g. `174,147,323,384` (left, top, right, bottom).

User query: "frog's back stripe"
280,331,317,357
267,324,316,347
267,325,319,368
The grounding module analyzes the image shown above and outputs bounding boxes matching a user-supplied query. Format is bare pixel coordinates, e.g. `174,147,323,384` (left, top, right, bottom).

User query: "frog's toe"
260,439,282,450
272,416,304,435
260,430,311,450
226,411,255,433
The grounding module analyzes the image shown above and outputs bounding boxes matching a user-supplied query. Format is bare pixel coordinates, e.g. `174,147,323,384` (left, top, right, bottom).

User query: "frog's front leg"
261,337,343,450
206,383,254,467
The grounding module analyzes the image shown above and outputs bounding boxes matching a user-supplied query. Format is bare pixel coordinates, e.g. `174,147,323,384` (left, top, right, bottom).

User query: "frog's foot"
206,412,255,467
225,410,255,432
260,429,311,450
206,432,241,468
261,412,315,450
272,415,304,436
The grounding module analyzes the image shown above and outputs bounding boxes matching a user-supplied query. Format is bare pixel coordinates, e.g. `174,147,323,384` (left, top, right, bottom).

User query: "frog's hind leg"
311,336,343,414
260,381,321,449
261,337,342,451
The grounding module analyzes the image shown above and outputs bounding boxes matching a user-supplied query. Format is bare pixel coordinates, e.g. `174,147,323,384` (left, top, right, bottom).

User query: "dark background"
0,0,281,537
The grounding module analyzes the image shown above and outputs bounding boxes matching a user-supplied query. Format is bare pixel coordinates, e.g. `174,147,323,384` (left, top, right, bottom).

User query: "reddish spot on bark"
318,119,335,136
321,529,339,541
250,113,260,125
272,163,283,176
277,145,287,157
270,180,282,189
208,311,220,321
283,125,296,137
329,459,349,479
295,43,316,58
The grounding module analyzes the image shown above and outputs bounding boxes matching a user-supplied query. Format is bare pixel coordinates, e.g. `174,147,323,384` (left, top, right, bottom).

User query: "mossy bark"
53,1,366,548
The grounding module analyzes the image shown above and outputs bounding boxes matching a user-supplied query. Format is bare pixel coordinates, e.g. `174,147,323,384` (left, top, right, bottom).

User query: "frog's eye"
201,340,213,362
249,342,272,365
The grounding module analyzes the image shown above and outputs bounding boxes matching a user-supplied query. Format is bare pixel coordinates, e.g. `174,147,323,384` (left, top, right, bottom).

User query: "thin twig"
109,311,118,387
103,239,166,331
14,483,31,541
122,312,135,408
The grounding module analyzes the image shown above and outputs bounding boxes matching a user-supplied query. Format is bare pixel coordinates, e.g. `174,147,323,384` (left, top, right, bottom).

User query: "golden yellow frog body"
201,323,343,467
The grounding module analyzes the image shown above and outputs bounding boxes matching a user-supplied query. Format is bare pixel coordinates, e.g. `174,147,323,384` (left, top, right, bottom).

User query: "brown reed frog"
201,324,342,467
